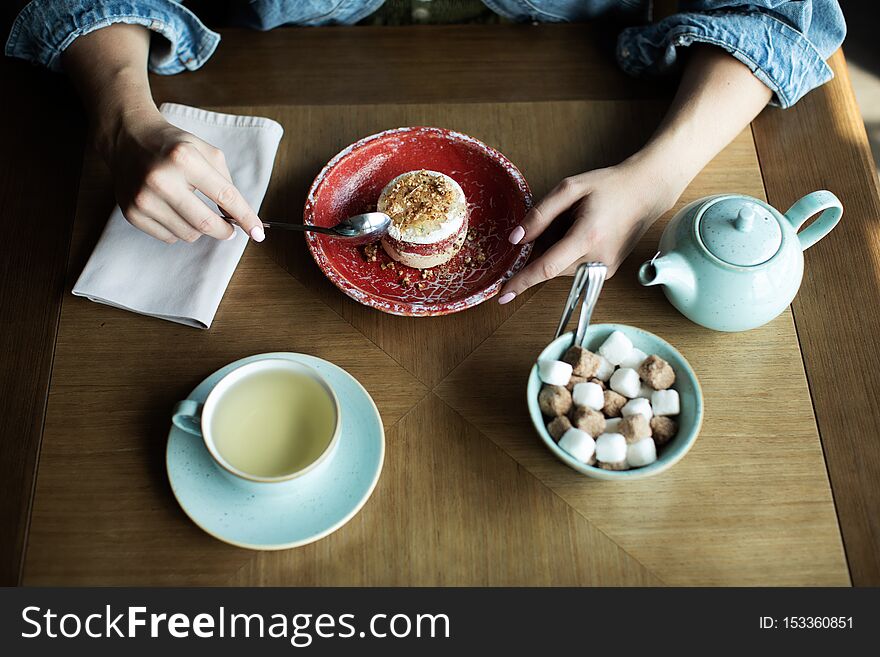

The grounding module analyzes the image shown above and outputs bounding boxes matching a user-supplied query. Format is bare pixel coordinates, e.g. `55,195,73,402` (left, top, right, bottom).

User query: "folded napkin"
72,103,283,328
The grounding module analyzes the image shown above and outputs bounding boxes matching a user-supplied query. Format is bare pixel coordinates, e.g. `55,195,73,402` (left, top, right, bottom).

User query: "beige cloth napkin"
72,103,283,328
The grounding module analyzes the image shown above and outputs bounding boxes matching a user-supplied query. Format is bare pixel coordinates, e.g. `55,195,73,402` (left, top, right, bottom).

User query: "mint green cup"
528,324,703,480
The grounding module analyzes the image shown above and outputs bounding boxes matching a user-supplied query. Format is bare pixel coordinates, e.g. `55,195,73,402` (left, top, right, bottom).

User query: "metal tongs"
554,262,608,347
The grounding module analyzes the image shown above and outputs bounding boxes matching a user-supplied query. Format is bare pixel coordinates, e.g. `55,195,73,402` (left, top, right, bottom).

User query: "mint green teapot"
638,191,842,332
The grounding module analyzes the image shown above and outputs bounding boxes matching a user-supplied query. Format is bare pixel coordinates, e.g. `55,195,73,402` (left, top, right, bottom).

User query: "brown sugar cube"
589,378,606,390
602,390,627,418
638,355,676,390
570,406,606,437
618,414,652,444
562,345,600,378
538,385,572,417
599,460,629,471
650,416,678,446
565,375,588,392
547,416,572,441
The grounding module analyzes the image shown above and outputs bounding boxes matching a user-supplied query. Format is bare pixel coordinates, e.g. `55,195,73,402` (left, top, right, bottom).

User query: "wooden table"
2,24,879,586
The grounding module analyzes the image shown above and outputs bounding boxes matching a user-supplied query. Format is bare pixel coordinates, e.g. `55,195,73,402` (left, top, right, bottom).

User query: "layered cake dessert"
378,170,468,269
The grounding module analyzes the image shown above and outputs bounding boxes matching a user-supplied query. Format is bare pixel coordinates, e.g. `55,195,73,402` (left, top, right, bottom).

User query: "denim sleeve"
4,0,220,75
617,1,847,108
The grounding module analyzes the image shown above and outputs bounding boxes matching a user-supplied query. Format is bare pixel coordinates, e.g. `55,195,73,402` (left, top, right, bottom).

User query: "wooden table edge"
752,48,880,586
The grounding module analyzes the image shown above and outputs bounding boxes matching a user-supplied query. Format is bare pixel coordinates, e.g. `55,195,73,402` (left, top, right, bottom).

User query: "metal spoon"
223,211,392,245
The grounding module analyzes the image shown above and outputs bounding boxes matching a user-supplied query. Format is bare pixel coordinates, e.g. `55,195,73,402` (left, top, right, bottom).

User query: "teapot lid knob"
734,206,756,232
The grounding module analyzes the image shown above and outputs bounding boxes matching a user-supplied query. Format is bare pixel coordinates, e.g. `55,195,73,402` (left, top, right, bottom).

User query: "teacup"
172,359,341,490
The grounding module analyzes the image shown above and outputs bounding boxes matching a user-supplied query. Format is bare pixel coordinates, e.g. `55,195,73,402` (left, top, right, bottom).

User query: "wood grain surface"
149,25,668,107
752,50,880,586
3,23,876,586
22,101,848,585
0,59,85,586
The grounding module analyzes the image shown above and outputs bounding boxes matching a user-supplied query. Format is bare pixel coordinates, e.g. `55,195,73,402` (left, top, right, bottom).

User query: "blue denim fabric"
239,1,387,30
615,1,847,108
6,0,846,107
5,1,220,74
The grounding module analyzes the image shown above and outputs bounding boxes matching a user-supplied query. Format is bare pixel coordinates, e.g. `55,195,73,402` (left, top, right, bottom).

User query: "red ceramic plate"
304,127,532,316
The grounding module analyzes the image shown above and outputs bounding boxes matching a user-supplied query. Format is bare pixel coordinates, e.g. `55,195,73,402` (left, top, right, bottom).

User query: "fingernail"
250,226,265,242
225,229,237,241
498,292,516,305
508,225,525,245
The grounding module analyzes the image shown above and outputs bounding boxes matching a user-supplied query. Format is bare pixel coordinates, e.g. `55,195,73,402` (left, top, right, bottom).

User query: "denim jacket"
5,1,846,107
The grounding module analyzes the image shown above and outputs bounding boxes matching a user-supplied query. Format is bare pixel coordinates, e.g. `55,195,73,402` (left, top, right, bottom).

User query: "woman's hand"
63,23,264,245
497,156,681,304
497,46,773,304
103,108,264,244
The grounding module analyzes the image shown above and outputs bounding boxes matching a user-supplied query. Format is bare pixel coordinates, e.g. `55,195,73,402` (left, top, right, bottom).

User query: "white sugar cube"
572,382,604,411
595,432,627,464
558,428,596,464
604,417,623,434
610,367,641,398
651,389,680,416
638,383,655,399
538,359,572,386
622,397,653,420
618,347,648,370
593,355,615,382
598,331,633,366
626,438,657,467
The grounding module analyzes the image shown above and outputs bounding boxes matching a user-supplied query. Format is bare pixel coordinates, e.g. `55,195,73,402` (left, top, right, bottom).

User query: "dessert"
547,415,573,441
638,355,676,390
538,385,572,417
377,170,468,269
602,390,626,417
650,416,678,446
618,414,651,444
571,381,604,411
571,407,606,437
562,345,600,378
558,428,597,465
537,330,683,470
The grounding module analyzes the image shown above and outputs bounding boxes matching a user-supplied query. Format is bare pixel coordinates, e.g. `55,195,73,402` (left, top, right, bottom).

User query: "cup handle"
172,400,203,436
784,190,842,251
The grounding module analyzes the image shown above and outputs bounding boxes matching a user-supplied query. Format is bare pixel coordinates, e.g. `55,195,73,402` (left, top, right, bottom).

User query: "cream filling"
378,171,467,245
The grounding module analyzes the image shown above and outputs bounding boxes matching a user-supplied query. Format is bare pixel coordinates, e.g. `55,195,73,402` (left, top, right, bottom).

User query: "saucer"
166,352,385,550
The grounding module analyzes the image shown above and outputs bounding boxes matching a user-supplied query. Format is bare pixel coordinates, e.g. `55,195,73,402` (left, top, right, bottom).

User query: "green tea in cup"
172,359,340,484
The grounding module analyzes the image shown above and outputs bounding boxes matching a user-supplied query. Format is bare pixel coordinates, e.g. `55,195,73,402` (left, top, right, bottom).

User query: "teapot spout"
638,253,696,297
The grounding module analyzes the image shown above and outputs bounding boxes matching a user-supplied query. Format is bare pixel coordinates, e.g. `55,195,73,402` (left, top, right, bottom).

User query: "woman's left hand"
497,156,682,304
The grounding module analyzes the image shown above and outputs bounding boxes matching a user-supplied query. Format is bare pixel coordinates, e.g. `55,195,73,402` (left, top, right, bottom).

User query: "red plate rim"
303,126,533,317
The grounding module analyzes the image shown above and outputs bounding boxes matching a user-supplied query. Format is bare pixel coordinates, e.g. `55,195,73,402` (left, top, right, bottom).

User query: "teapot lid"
698,198,781,267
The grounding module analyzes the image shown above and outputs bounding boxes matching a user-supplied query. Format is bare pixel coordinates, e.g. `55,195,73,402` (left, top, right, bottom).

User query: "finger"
191,139,230,180
508,175,590,244
183,152,263,242
498,230,588,303
137,194,215,243
123,209,179,244
165,184,235,241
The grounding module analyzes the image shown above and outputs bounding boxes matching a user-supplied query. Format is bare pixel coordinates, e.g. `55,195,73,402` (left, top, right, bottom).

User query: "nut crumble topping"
380,170,456,235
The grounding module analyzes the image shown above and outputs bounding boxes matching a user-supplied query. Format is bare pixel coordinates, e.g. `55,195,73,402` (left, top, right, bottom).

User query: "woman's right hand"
102,108,264,244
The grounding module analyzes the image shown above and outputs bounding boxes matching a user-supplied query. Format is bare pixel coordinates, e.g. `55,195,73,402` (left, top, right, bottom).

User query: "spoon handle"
261,221,336,236
554,262,607,347
574,263,607,347
219,211,338,236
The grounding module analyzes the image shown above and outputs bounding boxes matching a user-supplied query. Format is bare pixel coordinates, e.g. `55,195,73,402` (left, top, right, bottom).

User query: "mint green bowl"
527,324,703,480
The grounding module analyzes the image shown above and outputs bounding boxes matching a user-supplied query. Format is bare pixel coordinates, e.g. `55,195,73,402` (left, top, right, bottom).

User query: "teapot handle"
784,190,842,251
